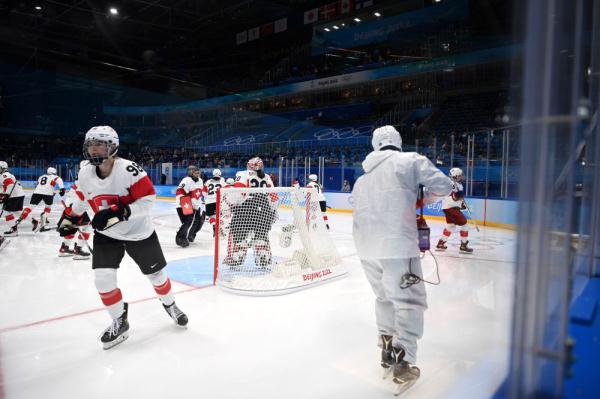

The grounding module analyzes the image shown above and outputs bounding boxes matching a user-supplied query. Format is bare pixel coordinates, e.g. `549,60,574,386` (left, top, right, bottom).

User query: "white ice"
0,196,515,399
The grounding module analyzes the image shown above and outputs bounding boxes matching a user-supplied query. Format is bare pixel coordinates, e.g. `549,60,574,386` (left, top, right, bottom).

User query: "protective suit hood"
362,150,397,174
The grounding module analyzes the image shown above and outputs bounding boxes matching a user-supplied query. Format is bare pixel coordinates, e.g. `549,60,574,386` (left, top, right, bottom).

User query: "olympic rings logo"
223,133,271,146
313,125,373,141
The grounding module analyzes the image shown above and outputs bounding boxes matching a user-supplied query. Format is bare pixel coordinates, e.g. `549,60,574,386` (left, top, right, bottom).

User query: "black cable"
400,251,441,289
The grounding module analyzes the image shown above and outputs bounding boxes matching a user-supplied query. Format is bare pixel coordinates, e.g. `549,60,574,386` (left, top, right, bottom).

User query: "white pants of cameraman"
361,257,427,364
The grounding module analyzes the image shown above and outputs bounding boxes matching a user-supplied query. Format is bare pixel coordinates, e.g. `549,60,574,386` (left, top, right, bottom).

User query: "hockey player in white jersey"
306,174,329,230
203,168,226,237
0,161,26,237
11,167,66,233
436,167,473,253
352,126,453,394
226,157,276,268
175,165,204,247
58,126,188,349
57,161,92,259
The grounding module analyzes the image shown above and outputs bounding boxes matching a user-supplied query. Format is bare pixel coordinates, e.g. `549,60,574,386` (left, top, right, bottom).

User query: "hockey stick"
76,226,94,254
462,201,480,232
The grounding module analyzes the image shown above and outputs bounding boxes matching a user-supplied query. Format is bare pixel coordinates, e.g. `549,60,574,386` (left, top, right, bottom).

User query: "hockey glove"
59,188,66,196
92,204,130,231
461,201,467,210
57,208,82,236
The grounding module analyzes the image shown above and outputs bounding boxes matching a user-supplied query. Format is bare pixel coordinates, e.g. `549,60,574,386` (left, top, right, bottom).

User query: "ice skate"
392,347,420,396
4,225,18,237
163,302,188,327
31,218,39,232
175,235,189,248
435,239,447,250
381,335,394,379
459,240,474,253
73,244,91,260
58,243,74,257
100,303,129,350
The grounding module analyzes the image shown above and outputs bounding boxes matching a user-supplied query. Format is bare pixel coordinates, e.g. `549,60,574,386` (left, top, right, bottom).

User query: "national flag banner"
261,22,274,37
274,18,288,33
304,8,318,24
339,0,353,14
355,0,374,10
235,31,247,45
319,2,338,20
248,26,260,41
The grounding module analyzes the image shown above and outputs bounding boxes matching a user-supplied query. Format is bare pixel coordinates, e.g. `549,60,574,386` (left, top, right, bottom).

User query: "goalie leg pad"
253,239,272,268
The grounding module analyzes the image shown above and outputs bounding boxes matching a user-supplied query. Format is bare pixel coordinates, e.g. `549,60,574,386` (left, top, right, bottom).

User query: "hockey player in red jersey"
11,167,66,233
57,161,92,259
436,167,473,253
175,165,204,247
58,126,188,349
0,161,26,237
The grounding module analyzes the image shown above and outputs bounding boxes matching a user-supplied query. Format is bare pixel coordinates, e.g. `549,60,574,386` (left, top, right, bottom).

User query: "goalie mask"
83,126,119,166
449,167,464,182
0,161,8,173
247,157,264,171
187,165,200,179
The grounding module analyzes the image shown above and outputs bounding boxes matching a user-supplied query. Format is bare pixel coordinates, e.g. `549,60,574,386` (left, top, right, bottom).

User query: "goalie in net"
214,157,344,294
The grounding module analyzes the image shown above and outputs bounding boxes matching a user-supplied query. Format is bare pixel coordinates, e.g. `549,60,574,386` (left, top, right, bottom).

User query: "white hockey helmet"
308,174,318,182
226,178,234,185
0,161,8,173
83,126,119,165
47,167,57,175
449,167,464,180
247,157,264,171
212,168,222,178
372,125,402,151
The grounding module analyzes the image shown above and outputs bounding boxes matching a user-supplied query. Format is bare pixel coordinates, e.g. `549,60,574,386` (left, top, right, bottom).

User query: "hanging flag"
304,8,318,24
274,18,288,33
319,2,338,20
355,0,374,10
261,22,274,37
248,26,260,41
236,31,247,45
339,0,353,14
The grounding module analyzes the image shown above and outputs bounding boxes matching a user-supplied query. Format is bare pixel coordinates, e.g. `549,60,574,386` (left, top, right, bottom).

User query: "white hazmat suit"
352,126,452,364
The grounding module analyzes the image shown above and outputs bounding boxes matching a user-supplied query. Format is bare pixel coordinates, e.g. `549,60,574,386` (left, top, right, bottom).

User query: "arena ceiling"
0,0,317,92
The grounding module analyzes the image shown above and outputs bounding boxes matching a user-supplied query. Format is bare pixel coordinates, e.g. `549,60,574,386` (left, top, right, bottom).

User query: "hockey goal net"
214,187,344,295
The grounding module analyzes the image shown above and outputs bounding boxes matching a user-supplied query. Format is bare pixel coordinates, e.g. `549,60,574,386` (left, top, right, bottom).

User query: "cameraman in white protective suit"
352,125,452,390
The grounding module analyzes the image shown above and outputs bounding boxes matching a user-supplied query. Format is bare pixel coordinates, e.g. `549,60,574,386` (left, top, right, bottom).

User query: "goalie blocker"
213,187,345,295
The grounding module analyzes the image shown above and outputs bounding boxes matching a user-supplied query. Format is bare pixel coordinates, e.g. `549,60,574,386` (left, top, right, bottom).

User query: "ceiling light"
354,18,361,22
109,7,119,15
324,28,330,32
374,12,381,17
341,23,346,26
333,25,339,30
35,6,42,10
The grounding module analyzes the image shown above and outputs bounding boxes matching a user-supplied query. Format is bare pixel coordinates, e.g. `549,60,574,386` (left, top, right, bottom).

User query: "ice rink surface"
0,196,515,399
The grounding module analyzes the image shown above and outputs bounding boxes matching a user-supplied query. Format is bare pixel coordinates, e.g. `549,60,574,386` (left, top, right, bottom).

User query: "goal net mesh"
214,187,344,295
